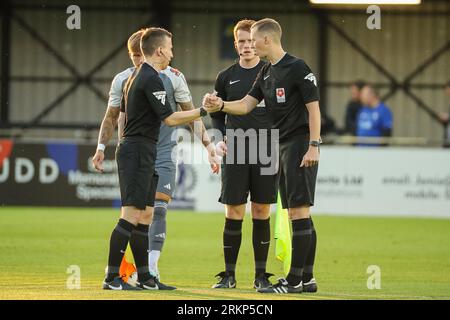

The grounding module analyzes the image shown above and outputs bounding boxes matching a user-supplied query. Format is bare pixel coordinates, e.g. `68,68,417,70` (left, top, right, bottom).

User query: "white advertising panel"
176,143,450,218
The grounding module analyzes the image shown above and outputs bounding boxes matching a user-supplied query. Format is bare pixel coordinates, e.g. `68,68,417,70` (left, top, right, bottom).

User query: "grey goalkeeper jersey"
108,65,192,153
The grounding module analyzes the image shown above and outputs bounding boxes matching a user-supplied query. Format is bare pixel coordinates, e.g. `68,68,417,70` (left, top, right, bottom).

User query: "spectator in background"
344,80,366,135
437,81,450,148
356,84,393,145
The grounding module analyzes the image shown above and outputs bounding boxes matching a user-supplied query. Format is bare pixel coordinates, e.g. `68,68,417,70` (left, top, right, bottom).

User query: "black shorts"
278,133,318,209
219,134,278,205
116,136,159,210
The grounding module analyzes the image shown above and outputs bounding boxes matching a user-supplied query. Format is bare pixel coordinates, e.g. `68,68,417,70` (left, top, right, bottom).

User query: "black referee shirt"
248,53,320,141
120,63,174,142
211,60,270,136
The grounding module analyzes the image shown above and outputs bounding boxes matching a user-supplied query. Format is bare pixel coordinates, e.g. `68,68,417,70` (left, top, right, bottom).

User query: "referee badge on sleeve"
153,91,166,105
276,88,286,103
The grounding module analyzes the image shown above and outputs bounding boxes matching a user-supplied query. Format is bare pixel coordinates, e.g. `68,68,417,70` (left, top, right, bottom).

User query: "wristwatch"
199,107,208,117
309,140,321,147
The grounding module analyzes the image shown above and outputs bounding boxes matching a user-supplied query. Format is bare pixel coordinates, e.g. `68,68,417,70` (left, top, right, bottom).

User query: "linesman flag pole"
275,193,292,276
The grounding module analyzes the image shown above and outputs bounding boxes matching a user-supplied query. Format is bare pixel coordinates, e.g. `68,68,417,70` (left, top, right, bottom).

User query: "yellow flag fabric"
124,244,134,263
275,193,291,276
119,244,136,283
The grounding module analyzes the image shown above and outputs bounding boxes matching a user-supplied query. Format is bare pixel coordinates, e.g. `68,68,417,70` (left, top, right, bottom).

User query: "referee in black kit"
204,18,320,294
210,19,277,290
99,27,211,290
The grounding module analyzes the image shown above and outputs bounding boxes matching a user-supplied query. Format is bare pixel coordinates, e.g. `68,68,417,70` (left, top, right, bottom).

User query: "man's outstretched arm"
203,94,259,115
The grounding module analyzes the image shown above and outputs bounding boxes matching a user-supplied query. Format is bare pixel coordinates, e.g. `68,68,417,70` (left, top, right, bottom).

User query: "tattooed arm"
92,106,120,172
117,111,125,141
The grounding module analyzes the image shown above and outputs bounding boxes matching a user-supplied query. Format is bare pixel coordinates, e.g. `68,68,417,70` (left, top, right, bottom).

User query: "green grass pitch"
0,207,449,300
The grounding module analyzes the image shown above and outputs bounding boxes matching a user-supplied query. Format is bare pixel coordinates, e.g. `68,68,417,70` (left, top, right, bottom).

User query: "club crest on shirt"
169,67,181,76
276,88,286,103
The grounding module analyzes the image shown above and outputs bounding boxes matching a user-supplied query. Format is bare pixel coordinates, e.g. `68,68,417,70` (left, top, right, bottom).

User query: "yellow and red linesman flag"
119,244,136,282
275,193,291,276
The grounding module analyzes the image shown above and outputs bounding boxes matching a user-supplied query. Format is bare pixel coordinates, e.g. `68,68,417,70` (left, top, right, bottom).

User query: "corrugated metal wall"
172,12,319,126
326,8,449,140
10,0,153,125
4,0,449,141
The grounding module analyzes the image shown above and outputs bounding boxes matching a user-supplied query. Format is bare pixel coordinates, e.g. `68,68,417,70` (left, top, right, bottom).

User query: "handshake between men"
203,93,224,113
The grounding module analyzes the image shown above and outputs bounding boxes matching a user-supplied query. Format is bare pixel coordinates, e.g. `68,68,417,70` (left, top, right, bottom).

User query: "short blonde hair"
127,29,145,54
251,18,282,42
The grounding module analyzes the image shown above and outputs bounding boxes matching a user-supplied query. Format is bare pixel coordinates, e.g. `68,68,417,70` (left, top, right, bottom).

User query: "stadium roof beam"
153,0,172,30
316,10,329,115
11,13,109,130
10,4,154,12
1,0,12,125
10,0,173,136
11,18,157,136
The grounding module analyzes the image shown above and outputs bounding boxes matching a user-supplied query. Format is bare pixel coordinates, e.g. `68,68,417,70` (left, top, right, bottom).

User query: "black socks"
223,218,243,276
106,219,135,282
130,223,151,282
252,218,270,278
286,218,312,286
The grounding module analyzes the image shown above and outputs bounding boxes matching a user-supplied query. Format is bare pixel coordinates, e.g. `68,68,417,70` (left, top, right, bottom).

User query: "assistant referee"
204,18,320,294
210,19,277,291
